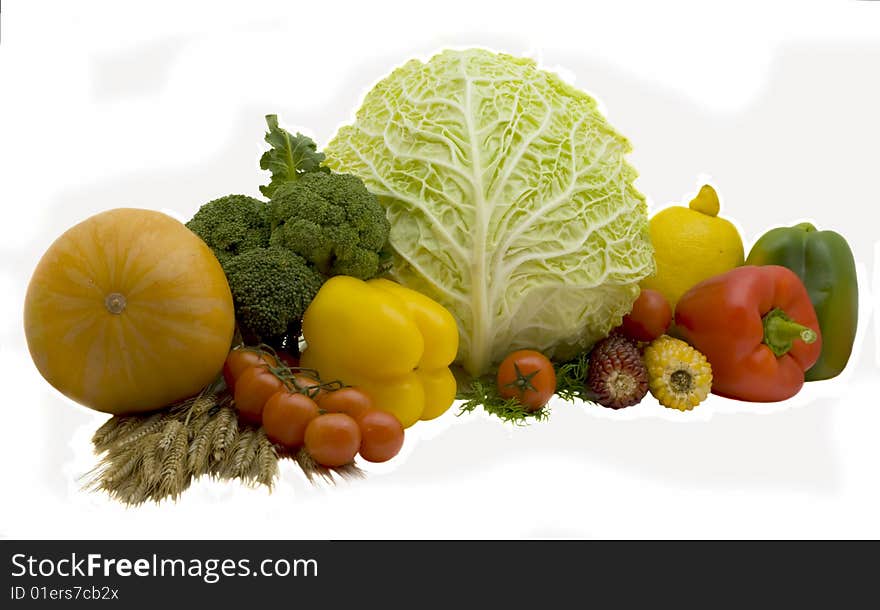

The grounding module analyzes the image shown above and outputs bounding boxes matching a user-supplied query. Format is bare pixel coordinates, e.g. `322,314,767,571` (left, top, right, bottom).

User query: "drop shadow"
389,395,839,493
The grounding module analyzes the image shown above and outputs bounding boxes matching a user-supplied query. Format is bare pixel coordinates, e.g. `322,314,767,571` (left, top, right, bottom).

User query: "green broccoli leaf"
259,114,327,198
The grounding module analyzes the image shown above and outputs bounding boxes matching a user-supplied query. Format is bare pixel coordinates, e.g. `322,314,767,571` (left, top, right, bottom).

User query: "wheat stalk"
100,449,142,488
210,406,238,462
117,412,170,449
85,385,366,505
216,426,259,481
109,465,142,504
253,429,278,487
239,427,264,481
156,421,188,500
91,416,122,451
92,416,140,453
129,444,159,505
292,448,366,484
187,412,219,473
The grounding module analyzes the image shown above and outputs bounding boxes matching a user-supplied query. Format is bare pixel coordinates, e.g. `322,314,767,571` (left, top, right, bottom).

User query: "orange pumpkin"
24,208,235,414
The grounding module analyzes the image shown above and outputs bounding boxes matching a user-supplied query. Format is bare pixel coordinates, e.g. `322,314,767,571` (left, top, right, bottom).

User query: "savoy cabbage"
325,49,654,376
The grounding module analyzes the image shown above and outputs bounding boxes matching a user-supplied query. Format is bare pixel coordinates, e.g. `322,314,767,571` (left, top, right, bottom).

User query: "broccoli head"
222,246,324,338
268,171,390,279
186,194,270,266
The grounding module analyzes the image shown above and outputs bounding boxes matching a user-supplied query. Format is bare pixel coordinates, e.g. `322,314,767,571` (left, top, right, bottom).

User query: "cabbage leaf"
325,49,654,376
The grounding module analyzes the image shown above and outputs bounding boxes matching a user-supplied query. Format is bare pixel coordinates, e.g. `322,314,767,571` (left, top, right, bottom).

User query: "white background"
2,0,879,539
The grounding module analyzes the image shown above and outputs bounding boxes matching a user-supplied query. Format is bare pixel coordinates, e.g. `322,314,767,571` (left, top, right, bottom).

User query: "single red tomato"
262,391,319,449
234,366,284,425
318,387,374,420
304,413,361,468
620,288,672,342
223,348,277,392
496,349,556,411
357,409,404,463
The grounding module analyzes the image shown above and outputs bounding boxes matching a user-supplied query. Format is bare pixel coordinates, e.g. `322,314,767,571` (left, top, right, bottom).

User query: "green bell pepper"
745,222,857,381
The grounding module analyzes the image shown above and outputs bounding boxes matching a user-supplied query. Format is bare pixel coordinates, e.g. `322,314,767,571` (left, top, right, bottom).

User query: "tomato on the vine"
318,387,374,420
304,413,361,467
357,409,404,463
496,349,556,411
262,391,319,448
234,366,284,424
223,348,277,392
290,373,327,402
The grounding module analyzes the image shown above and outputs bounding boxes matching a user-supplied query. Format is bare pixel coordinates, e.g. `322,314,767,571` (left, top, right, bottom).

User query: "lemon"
641,185,744,310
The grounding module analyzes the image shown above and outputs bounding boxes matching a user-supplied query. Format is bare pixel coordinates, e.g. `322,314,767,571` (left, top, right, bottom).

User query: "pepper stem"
762,308,817,358
794,222,817,233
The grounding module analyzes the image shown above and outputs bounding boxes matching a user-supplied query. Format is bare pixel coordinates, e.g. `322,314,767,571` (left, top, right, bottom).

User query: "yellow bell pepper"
300,276,459,427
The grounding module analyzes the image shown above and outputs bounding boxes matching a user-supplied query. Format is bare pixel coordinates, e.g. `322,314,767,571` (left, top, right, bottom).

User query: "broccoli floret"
268,171,390,279
223,246,324,338
186,195,270,266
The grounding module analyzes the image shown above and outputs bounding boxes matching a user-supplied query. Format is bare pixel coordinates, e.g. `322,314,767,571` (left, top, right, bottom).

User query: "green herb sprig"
457,378,550,425
457,351,595,425
554,352,594,403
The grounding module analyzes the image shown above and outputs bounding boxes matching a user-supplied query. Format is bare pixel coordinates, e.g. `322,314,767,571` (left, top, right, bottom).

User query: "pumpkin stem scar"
104,292,127,314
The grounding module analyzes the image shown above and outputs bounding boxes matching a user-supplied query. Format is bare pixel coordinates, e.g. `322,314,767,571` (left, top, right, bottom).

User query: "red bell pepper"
674,265,822,402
